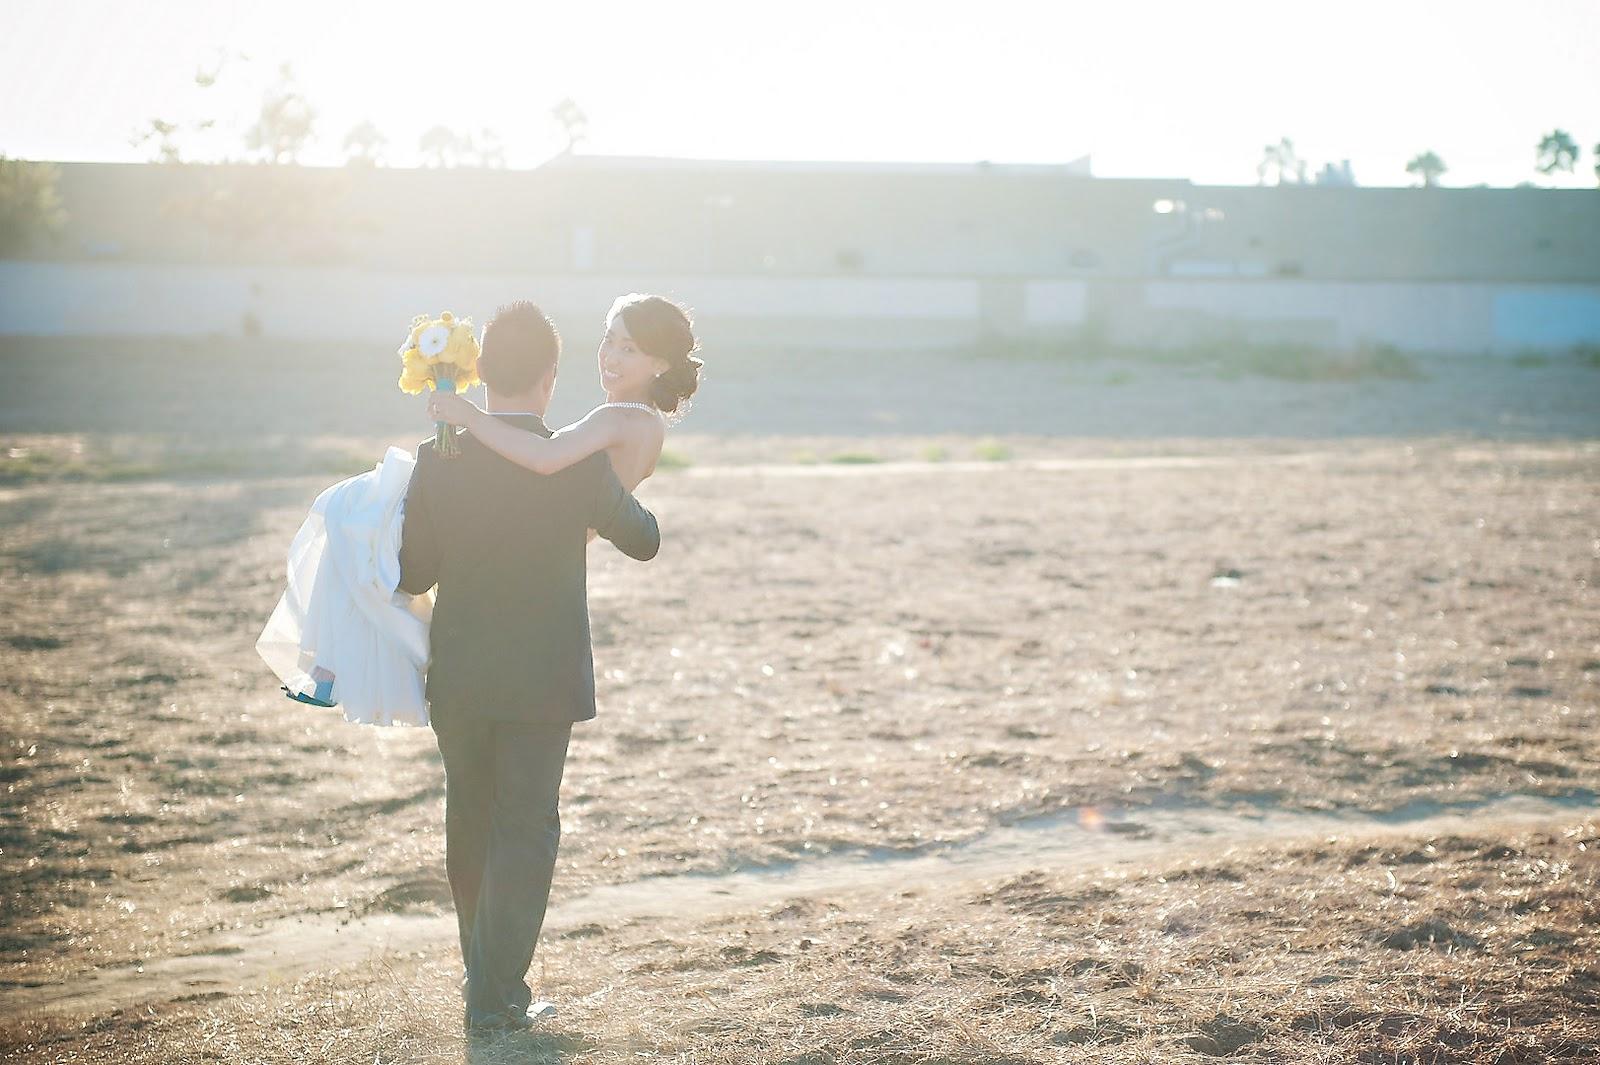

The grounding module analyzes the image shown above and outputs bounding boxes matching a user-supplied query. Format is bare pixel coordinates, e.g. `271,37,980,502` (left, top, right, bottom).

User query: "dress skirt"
257,447,432,727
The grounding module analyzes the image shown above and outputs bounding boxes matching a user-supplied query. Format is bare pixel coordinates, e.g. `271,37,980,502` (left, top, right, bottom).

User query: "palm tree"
551,98,587,154
1404,151,1447,188
1535,129,1579,176
342,121,386,166
1256,137,1306,185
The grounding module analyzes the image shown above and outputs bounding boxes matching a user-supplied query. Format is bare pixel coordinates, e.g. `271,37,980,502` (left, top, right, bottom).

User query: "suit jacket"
396,414,659,724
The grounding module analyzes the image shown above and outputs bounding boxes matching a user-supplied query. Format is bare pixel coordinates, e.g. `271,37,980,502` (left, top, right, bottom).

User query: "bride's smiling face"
597,315,668,399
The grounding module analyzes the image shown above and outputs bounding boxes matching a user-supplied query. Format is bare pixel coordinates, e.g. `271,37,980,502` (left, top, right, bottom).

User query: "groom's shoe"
466,1002,556,1034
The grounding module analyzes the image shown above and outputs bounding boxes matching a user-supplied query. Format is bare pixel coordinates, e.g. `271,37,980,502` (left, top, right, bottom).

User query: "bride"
256,294,701,725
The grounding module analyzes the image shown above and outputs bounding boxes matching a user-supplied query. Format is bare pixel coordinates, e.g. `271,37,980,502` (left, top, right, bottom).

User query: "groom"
397,300,660,1032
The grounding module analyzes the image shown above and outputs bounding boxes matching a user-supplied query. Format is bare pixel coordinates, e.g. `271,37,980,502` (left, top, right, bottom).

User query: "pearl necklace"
600,401,661,417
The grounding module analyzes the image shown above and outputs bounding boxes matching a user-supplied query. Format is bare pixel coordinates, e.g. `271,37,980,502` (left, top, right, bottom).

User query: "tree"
416,127,506,168
419,126,467,167
1315,159,1356,186
467,128,506,168
1256,137,1307,185
551,97,587,154
245,65,316,164
1594,142,1600,185
0,157,67,255
126,52,235,165
1535,129,1579,177
1404,151,1447,188
132,118,183,164
343,120,386,166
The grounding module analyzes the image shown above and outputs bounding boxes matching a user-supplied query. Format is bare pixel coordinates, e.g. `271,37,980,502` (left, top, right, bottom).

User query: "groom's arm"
398,445,442,594
586,455,660,561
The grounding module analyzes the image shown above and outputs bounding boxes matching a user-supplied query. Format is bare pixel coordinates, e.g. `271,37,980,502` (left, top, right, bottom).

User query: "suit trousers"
433,713,573,1017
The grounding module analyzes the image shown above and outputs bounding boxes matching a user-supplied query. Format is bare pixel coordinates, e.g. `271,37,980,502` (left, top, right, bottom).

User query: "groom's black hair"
478,301,560,395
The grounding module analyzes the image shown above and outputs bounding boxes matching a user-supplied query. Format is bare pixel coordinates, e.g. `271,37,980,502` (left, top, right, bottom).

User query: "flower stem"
434,365,458,457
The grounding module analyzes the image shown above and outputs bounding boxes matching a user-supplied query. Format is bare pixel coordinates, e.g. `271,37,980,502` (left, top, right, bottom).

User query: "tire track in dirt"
5,792,1593,1021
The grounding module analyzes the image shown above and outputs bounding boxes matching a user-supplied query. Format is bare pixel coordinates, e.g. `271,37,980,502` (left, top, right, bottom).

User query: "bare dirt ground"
1,337,1597,441
4,813,1597,1063
1,346,1598,1061
3,792,1586,1023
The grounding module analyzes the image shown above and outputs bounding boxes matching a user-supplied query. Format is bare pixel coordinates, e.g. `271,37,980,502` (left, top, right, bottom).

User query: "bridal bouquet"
398,311,481,457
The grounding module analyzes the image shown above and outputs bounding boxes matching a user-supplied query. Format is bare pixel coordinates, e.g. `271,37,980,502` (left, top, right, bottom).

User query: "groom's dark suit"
397,414,658,1021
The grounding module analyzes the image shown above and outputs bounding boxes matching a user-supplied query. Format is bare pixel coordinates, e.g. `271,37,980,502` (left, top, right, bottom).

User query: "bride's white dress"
256,447,433,726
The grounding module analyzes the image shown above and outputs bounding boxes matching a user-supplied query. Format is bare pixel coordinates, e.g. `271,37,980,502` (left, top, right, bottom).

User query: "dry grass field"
2,347,1599,1062
5,816,1596,1063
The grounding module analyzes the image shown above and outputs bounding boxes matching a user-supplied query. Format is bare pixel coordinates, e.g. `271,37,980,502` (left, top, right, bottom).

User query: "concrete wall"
1124,280,1600,353
0,262,986,351
6,161,1600,356
5,261,1598,354
17,161,1600,285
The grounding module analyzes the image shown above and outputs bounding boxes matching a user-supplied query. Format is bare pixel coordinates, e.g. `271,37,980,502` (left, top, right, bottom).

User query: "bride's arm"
430,393,622,475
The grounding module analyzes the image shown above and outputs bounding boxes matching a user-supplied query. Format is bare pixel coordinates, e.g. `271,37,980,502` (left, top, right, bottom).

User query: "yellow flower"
397,349,433,394
396,311,480,394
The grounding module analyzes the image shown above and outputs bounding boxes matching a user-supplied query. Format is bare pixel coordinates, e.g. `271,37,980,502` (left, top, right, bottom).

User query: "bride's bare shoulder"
554,404,651,435
595,403,665,443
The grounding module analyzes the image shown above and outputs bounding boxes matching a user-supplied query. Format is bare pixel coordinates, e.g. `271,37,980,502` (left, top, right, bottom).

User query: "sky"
2,0,1597,188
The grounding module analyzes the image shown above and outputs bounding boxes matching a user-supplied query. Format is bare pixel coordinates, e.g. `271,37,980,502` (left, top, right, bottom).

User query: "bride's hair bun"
649,353,702,415
609,293,701,415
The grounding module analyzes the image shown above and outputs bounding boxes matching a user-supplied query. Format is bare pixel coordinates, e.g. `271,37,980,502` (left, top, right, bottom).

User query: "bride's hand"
427,391,479,427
